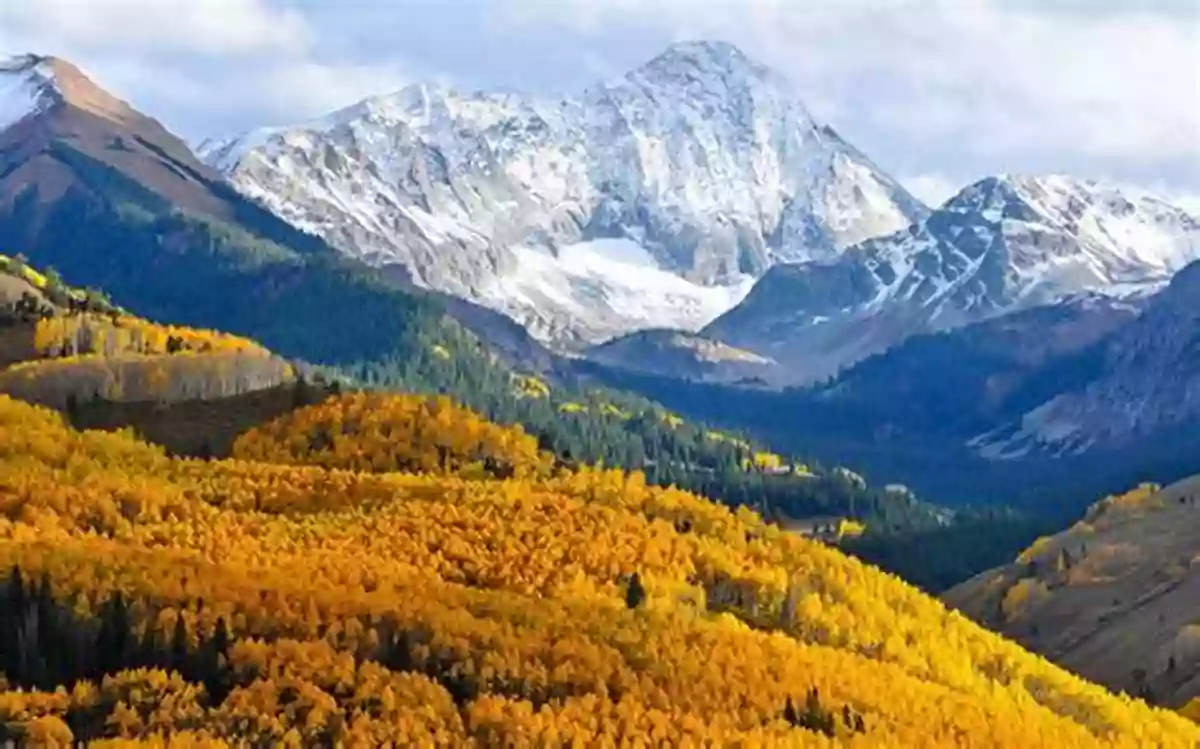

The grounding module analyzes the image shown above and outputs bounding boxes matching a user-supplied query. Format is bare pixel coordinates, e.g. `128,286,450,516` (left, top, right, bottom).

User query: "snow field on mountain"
481,239,756,346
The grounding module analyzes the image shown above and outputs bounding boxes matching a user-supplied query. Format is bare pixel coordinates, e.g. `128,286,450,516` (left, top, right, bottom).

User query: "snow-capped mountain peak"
0,53,141,135
942,174,1200,284
620,40,796,102
707,175,1200,385
199,41,927,349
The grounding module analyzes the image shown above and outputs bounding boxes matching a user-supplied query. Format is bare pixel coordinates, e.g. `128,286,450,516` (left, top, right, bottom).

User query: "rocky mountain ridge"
707,174,1200,385
199,40,927,348
974,258,1200,458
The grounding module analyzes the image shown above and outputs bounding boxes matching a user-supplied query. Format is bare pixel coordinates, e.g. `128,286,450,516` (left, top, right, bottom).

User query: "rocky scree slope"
973,257,1200,458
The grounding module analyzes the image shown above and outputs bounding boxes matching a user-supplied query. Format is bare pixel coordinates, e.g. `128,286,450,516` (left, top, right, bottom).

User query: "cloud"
0,0,408,136
0,0,1194,202
496,0,1200,194
0,0,309,57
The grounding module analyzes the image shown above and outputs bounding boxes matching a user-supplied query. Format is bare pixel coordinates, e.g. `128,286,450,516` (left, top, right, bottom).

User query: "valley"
0,19,1197,745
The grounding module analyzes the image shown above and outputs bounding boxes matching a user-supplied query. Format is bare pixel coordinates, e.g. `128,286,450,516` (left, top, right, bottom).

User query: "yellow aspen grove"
233,393,551,479
34,314,269,359
0,394,1194,747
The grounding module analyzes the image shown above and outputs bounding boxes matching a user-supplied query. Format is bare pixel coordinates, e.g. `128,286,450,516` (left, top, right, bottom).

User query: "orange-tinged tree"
233,392,551,479
0,394,1194,747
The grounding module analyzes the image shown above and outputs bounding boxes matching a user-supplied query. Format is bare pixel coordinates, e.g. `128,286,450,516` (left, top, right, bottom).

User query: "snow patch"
481,239,755,345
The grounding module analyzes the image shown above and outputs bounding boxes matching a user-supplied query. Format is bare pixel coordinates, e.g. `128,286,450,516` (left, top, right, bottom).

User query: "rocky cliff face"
199,41,926,348
708,175,1200,384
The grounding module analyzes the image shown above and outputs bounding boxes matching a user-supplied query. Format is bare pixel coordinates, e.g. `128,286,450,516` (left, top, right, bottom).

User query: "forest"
0,253,1047,592
0,392,1195,746
0,152,950,542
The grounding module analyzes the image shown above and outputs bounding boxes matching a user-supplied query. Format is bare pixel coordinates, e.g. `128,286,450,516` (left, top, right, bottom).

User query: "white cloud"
1,0,309,57
497,0,1200,192
0,0,1194,201
0,0,408,136
76,55,407,136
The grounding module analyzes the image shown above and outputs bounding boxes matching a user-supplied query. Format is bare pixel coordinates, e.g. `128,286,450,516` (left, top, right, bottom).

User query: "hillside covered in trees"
0,254,948,541
0,255,1031,590
0,259,293,410
0,393,1195,746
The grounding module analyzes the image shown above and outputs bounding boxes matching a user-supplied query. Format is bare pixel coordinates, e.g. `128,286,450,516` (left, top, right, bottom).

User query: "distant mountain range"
708,175,1199,385
198,43,1197,397
198,40,927,348
576,268,1200,508
5,45,1199,503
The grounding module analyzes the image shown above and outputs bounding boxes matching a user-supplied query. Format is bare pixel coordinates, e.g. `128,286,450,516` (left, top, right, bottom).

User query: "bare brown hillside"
944,477,1200,706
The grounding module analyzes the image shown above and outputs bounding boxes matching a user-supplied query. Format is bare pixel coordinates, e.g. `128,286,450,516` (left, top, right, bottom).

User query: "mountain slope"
976,258,1200,458
0,53,482,371
806,293,1142,439
0,394,1196,746
707,175,1200,385
945,478,1200,707
200,40,926,348
575,291,1192,511
584,328,776,384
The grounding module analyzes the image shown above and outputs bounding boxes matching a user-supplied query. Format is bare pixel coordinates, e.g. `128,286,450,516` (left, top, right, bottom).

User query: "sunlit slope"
947,478,1200,707
0,262,292,409
0,395,1194,746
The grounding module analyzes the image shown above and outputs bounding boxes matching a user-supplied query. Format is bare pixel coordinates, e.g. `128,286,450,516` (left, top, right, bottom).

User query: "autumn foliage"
0,394,1194,746
233,393,551,479
0,353,294,410
0,309,290,408
33,314,269,359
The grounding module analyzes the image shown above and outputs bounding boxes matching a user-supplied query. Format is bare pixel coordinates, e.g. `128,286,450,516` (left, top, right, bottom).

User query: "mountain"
806,293,1143,440
707,175,1200,385
200,40,927,349
0,56,969,551
945,477,1200,707
583,328,776,384
575,288,1191,510
975,258,1200,458
0,53,490,372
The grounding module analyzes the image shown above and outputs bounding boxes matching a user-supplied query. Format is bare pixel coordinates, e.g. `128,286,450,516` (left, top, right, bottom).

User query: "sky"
3,0,1198,208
